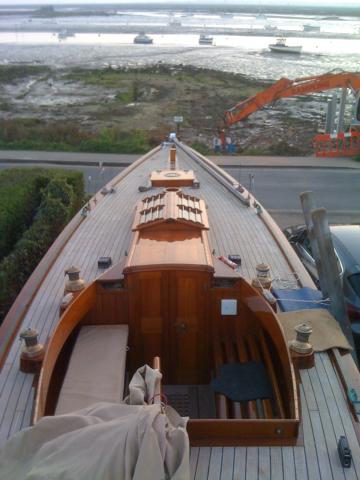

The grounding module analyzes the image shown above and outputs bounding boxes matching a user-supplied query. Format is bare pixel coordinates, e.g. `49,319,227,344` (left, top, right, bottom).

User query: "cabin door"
168,271,210,384
128,270,210,384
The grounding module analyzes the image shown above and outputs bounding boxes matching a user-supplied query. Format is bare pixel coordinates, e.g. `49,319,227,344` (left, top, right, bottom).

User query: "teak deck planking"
0,145,359,478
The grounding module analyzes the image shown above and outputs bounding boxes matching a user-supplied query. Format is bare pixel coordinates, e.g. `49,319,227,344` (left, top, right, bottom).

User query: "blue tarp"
272,287,330,312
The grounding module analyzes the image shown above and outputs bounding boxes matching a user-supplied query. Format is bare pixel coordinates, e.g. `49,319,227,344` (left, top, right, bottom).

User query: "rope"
149,393,168,406
274,297,330,305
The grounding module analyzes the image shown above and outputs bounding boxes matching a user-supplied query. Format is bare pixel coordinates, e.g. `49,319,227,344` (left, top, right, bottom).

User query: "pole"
311,208,354,350
325,93,337,134
300,191,328,298
337,88,347,134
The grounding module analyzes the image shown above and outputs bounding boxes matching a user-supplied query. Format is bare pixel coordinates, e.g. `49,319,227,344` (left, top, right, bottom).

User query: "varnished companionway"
0,143,360,478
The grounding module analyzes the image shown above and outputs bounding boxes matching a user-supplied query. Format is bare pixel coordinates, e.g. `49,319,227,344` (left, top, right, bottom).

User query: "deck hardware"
138,185,151,192
228,254,241,266
101,187,115,195
255,202,263,215
98,257,112,269
275,427,283,435
218,255,237,270
347,388,360,415
256,263,272,289
60,292,74,313
19,328,45,373
80,204,90,217
174,322,187,332
338,435,352,468
64,266,85,292
290,323,313,354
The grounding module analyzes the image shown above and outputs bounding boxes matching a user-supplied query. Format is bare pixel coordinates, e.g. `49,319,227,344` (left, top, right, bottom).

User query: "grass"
1,63,301,154
0,119,152,154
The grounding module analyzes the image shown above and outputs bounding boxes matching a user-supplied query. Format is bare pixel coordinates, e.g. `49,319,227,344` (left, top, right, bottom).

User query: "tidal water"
0,10,359,81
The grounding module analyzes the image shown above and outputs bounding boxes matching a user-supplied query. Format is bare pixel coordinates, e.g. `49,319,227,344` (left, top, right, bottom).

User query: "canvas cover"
278,308,352,351
0,366,190,480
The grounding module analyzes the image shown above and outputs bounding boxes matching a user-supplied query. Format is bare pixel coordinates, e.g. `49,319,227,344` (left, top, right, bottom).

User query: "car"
284,224,360,320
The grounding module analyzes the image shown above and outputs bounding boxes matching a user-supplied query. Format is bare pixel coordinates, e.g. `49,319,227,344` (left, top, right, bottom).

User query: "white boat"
58,29,75,40
303,24,320,32
264,24,278,31
199,34,213,45
269,37,302,54
168,18,181,27
133,32,153,45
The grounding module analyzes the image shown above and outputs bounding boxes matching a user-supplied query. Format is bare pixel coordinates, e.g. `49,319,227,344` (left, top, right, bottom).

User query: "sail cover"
0,367,190,480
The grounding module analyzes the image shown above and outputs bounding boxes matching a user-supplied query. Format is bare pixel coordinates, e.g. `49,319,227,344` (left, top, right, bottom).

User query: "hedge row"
0,169,45,261
0,169,85,323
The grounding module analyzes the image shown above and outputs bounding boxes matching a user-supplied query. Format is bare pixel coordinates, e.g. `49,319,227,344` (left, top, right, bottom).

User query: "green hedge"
0,169,85,323
0,169,47,261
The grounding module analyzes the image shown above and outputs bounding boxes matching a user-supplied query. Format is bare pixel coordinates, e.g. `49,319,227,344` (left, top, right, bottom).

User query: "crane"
224,71,360,127
223,71,360,157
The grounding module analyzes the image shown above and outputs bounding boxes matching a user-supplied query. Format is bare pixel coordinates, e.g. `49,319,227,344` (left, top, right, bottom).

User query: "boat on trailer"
1,142,360,478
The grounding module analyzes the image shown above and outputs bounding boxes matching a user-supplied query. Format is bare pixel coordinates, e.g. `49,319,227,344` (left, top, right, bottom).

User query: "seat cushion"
55,325,129,415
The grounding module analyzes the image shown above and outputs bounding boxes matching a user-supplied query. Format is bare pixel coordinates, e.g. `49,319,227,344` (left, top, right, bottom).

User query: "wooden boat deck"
1,144,359,478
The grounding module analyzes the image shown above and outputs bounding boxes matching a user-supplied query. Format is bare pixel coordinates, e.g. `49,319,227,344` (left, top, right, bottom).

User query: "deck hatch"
133,190,209,231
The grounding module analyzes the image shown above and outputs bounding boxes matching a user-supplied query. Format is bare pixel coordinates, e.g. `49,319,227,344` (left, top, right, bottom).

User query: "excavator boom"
225,72,360,127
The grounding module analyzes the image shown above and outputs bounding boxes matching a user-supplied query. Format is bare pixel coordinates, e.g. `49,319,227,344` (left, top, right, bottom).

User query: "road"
226,167,360,228
1,159,359,229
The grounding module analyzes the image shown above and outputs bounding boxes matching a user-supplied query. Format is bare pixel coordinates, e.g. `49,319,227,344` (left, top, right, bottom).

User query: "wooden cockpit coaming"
35,264,299,444
34,282,97,422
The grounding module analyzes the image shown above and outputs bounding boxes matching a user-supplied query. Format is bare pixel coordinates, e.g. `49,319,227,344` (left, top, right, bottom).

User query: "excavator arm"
224,72,360,127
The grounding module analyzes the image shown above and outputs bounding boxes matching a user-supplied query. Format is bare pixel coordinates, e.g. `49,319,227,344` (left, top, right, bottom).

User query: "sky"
0,0,358,7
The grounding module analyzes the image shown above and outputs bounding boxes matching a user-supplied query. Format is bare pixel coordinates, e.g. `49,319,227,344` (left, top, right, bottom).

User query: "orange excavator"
223,71,360,157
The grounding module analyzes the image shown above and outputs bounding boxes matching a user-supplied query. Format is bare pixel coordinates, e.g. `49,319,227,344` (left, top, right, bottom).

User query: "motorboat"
133,32,153,45
199,34,213,45
303,24,321,32
58,29,75,40
269,37,302,54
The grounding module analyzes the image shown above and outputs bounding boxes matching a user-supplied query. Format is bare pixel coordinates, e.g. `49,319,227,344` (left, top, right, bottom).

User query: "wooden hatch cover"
125,189,212,272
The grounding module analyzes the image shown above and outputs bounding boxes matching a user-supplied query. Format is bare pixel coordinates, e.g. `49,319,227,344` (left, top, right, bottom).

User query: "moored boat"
58,29,75,40
303,24,321,32
269,36,302,54
199,34,213,45
133,32,153,44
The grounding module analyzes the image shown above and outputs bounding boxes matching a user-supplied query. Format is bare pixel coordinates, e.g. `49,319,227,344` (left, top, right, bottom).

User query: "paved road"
1,156,359,229
226,166,360,228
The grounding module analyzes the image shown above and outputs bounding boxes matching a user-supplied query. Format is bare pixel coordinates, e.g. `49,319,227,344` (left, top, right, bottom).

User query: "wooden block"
20,352,44,374
291,351,315,370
